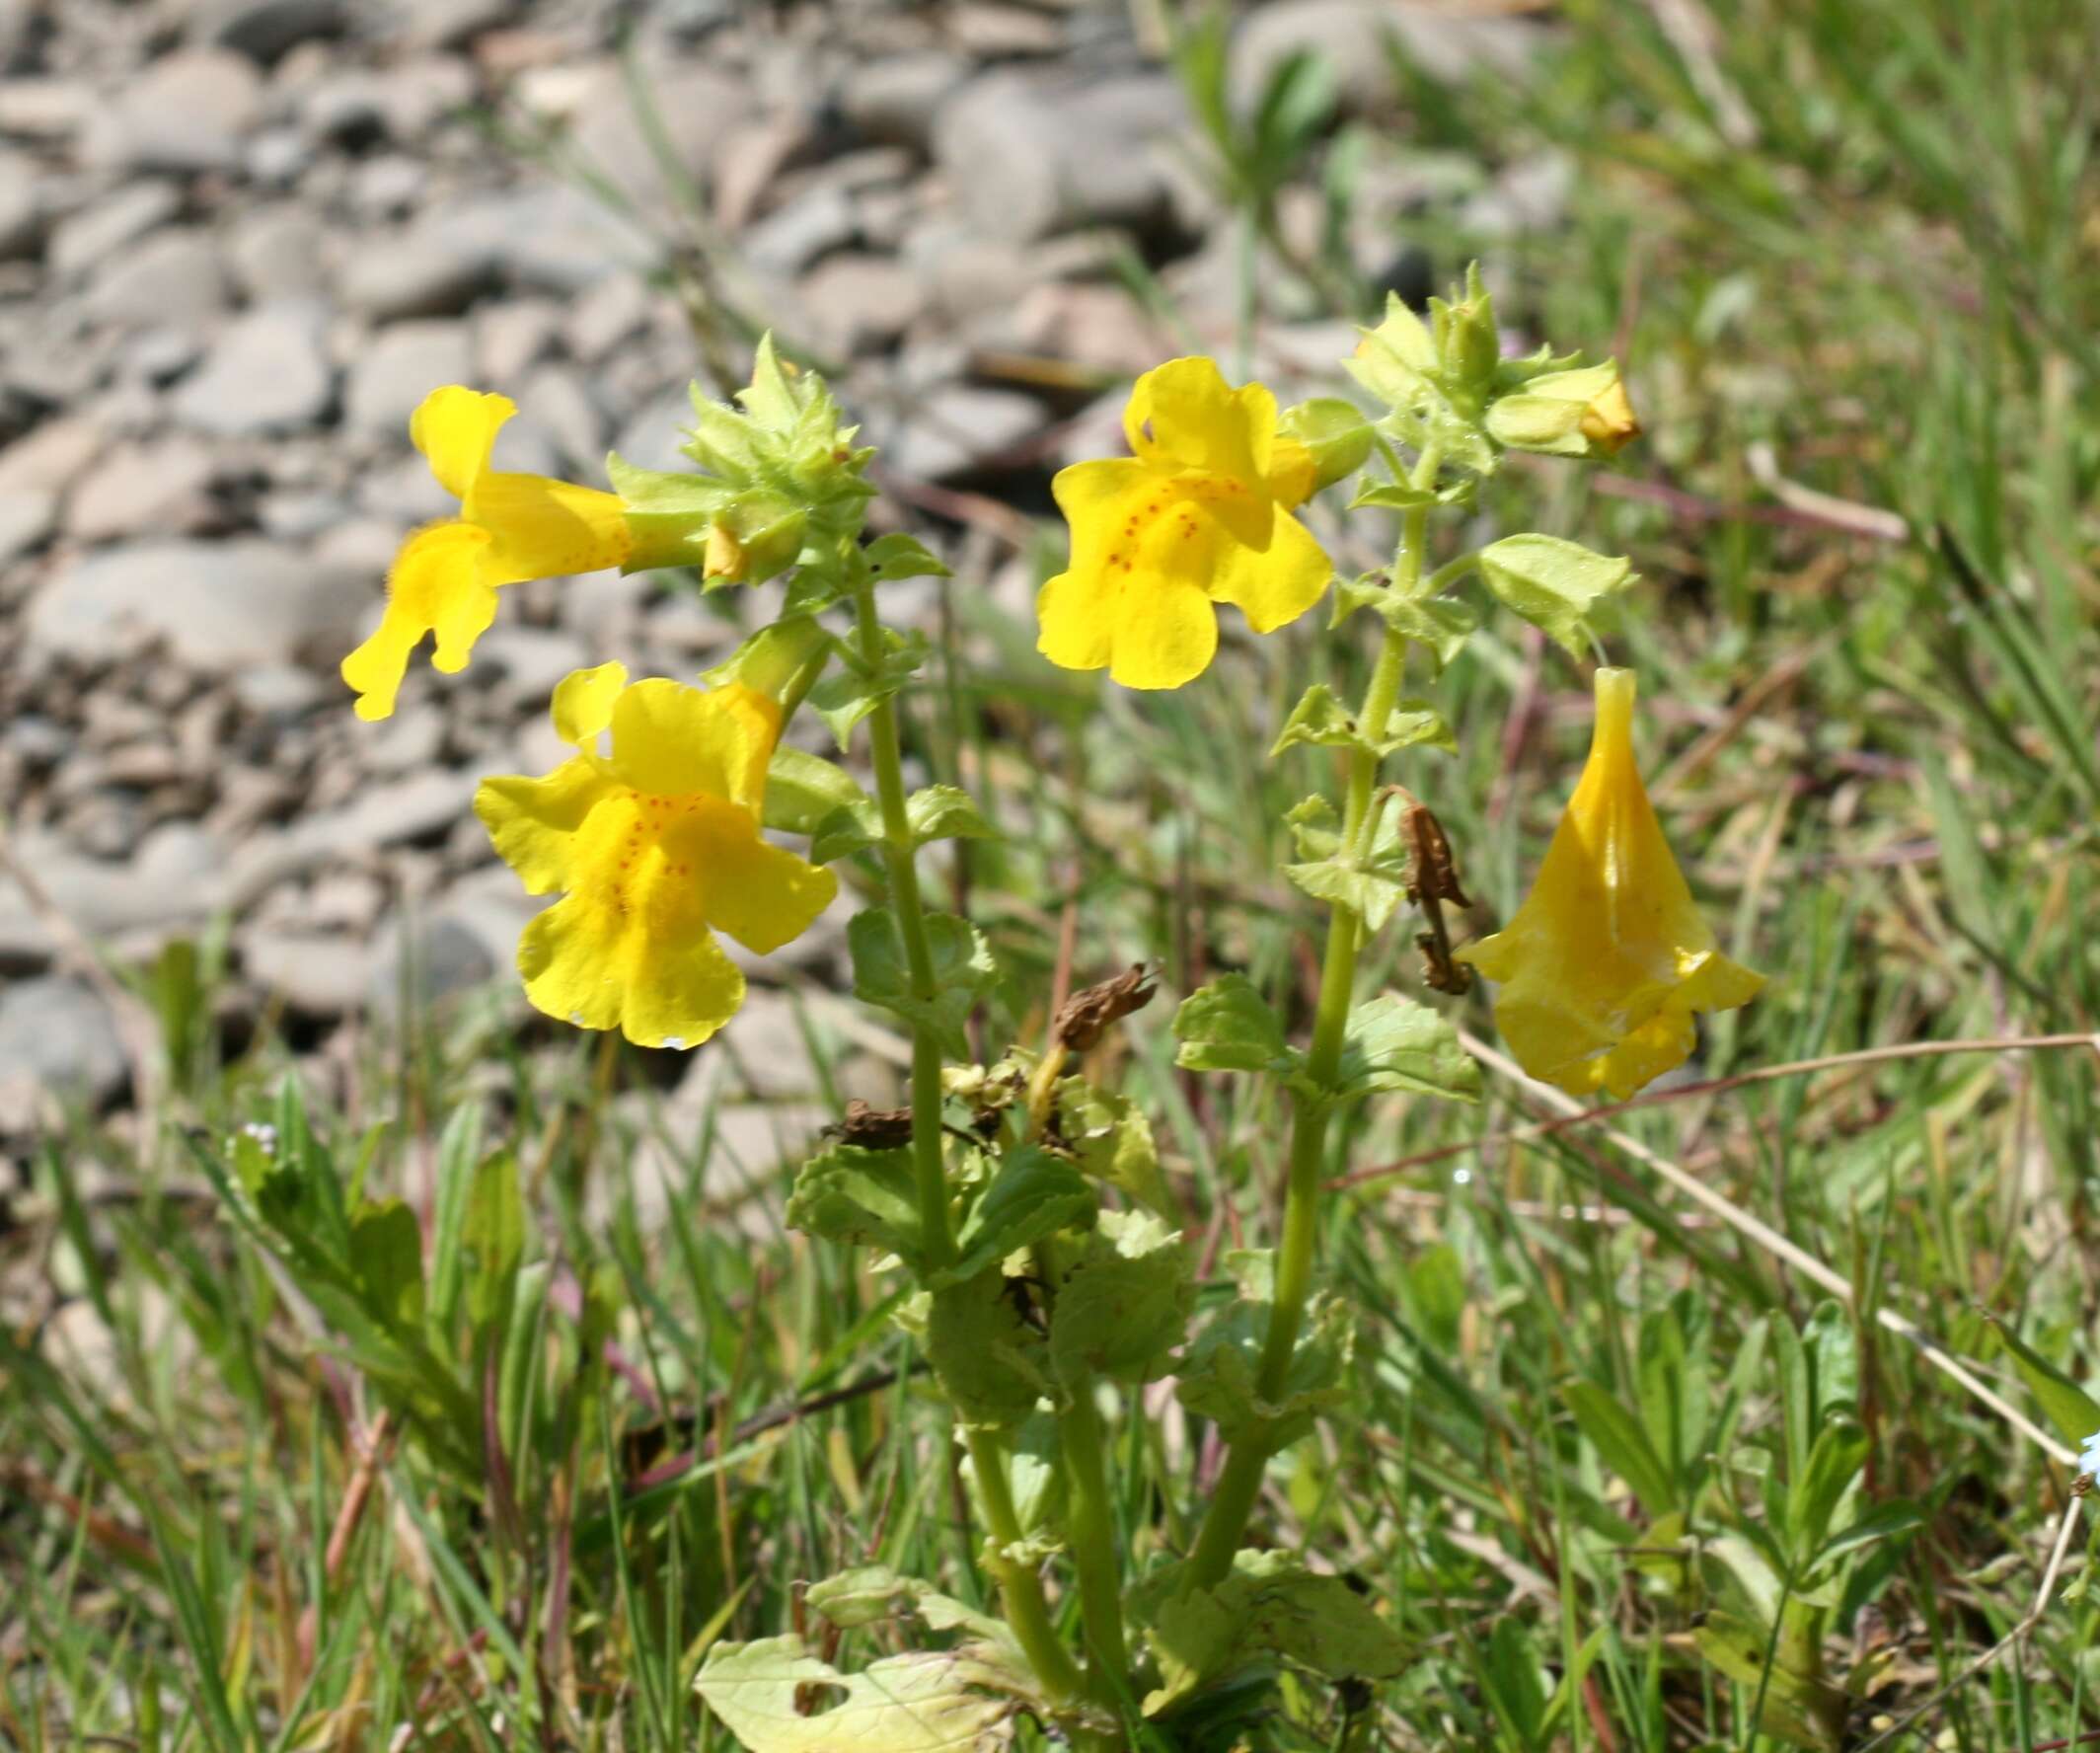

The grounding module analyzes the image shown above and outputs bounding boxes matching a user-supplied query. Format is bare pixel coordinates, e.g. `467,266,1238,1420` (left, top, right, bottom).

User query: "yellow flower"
1037,357,1332,690
1578,378,1641,455
475,663,838,1049
1457,668,1762,1099
342,387,632,723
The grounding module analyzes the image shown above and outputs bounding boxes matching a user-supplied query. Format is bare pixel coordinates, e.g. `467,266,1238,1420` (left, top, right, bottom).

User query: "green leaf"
1053,1079,1171,1216
605,452,726,519
694,1635,1025,1753
1563,1380,1679,1517
804,1565,1010,1648
940,1145,1096,1287
347,1199,424,1332
809,784,995,867
863,531,950,583
1049,1209,1191,1387
807,628,929,747
1269,681,1454,760
848,907,995,1059
785,1144,926,1269
459,1151,524,1332
1320,993,1479,1106
914,1269,1052,1431
1484,1617,1551,1751
1140,1550,1410,1713
1176,1250,1352,1449
762,746,869,836
1987,1315,2100,1447
1281,794,1416,931
1329,576,1478,672
1171,974,1297,1079
1347,477,1476,513
1475,532,1635,657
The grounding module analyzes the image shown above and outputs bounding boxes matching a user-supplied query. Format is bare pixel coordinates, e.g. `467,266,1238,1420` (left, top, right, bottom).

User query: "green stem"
1035,1232,1130,1694
1184,447,1442,1593
848,579,1088,1712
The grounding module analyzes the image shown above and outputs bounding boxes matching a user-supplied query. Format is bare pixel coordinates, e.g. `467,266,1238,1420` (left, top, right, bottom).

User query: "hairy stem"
1184,447,1442,1591
850,579,1089,1710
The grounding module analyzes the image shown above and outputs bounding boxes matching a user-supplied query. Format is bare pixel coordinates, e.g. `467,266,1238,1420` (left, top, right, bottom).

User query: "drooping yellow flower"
475,664,837,1049
1457,668,1762,1099
342,387,632,722
1037,357,1331,690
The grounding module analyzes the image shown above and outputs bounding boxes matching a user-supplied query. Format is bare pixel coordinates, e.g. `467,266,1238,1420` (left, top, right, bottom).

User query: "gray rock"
0,151,39,259
345,319,472,439
1462,151,1573,238
88,50,262,175
358,700,444,775
743,182,858,277
197,0,347,62
231,662,324,720
562,272,650,363
82,227,228,330
172,301,333,436
403,0,511,49
246,125,313,187
477,298,561,381
341,225,495,319
513,362,604,472
257,489,351,541
0,417,105,495
225,204,329,299
425,185,645,297
798,252,921,356
349,154,427,219
0,977,125,1105
367,913,496,1016
476,626,588,702
840,50,970,152
886,383,1045,481
567,62,755,226
0,486,54,563
932,71,1188,243
612,387,694,472
65,436,216,542
1231,0,1537,115
46,181,181,279
0,824,228,968
26,538,360,669
0,78,93,142
123,327,207,385
243,928,368,1014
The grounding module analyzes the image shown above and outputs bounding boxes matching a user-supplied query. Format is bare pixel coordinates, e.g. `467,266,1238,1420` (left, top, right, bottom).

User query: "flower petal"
608,678,781,806
686,802,839,953
412,387,514,501
552,661,628,747
1123,357,1267,482
469,473,632,582
476,757,610,894
340,521,495,721
1108,572,1217,690
517,889,745,1049
1457,668,1761,1099
1206,503,1331,633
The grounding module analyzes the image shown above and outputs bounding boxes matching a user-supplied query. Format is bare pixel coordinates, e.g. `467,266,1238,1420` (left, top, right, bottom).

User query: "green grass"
7,0,2099,1747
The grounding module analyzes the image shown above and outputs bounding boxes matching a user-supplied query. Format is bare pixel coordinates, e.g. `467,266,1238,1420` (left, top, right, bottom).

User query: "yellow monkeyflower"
1457,668,1762,1099
342,387,632,723
1037,357,1331,690
475,663,837,1049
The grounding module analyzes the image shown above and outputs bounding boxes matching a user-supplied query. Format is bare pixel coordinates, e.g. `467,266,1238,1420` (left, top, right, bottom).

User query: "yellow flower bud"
1578,378,1641,455
705,522,747,581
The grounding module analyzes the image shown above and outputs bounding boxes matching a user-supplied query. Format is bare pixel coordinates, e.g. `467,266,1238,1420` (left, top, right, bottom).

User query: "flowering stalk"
847,577,1090,1712
1185,445,1441,1590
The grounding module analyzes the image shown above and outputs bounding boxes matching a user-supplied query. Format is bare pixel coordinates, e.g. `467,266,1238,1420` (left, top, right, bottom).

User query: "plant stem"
1183,447,1442,1592
849,579,1089,1712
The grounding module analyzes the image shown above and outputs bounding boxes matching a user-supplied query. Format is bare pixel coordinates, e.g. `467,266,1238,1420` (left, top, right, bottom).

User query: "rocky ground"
0,0,1547,1178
